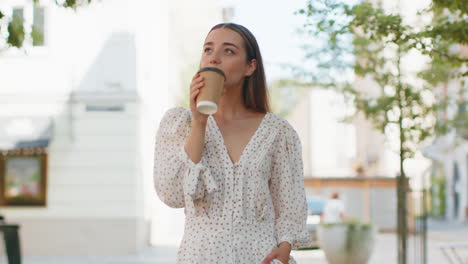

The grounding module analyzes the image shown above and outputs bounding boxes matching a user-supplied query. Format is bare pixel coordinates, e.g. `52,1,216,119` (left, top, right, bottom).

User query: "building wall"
287,89,312,177
288,88,357,178
150,0,223,247
0,0,180,255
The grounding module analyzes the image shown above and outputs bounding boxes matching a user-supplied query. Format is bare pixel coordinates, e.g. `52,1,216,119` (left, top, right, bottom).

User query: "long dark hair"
209,23,271,113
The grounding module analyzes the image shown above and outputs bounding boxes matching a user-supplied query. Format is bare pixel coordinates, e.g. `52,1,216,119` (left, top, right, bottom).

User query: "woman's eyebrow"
204,41,239,49
223,42,239,49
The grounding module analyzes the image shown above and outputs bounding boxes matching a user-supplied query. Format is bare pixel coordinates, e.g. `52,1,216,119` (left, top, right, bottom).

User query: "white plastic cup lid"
197,101,218,115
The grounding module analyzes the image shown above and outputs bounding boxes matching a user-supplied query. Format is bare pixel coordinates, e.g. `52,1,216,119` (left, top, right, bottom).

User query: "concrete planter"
317,222,376,264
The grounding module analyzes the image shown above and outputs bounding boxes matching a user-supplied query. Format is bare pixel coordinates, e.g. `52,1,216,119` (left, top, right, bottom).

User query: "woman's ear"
245,59,257,77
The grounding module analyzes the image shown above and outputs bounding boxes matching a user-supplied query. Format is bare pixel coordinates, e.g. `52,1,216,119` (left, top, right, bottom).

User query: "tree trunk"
397,46,407,264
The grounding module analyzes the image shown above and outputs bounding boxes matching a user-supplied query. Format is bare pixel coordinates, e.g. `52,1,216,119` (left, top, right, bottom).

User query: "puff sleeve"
269,125,311,249
153,107,218,208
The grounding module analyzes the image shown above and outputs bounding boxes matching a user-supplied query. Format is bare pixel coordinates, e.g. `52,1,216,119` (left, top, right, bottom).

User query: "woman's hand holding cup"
190,73,209,124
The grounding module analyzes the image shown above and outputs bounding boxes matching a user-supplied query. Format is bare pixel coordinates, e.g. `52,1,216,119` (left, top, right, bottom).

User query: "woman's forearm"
184,120,207,164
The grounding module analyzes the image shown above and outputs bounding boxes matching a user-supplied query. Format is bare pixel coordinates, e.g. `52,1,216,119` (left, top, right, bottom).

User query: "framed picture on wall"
1,154,47,206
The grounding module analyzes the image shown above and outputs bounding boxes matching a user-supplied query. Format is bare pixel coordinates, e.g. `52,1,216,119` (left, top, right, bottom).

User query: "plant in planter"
317,219,376,264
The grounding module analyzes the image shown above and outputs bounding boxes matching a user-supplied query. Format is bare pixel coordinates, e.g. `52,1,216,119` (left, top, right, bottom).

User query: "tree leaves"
432,0,468,15
53,0,95,9
1,0,94,51
31,25,44,46
7,15,25,48
297,3,466,261
297,0,465,159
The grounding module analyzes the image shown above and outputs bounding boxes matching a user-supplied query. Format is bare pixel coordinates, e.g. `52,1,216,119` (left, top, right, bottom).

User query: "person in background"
321,192,345,223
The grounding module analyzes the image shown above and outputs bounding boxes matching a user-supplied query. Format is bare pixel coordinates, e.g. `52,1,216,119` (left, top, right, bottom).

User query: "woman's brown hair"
209,23,271,113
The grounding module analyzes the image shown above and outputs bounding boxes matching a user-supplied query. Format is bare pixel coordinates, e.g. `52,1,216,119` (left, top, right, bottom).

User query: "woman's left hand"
261,242,291,264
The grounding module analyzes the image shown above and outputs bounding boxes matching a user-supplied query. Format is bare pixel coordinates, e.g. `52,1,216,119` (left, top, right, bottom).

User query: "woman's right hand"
184,73,209,165
190,73,209,123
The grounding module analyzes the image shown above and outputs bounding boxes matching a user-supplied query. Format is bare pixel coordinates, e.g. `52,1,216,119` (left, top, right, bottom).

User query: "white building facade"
0,0,222,255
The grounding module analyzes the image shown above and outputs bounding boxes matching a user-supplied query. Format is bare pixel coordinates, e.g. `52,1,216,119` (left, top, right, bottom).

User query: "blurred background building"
0,0,222,255
0,0,466,260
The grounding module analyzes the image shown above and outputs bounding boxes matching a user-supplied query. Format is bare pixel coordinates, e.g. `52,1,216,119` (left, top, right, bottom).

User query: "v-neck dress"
153,107,310,264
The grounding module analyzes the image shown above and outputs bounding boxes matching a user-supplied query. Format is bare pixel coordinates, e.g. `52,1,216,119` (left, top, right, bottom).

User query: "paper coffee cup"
196,67,226,115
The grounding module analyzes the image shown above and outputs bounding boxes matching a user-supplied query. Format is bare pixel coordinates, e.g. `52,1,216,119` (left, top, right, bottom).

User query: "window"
5,5,46,51
12,7,24,22
32,7,45,46
85,105,125,112
7,7,25,48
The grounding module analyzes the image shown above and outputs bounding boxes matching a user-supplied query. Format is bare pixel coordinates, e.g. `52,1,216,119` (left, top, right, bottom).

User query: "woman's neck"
215,85,251,121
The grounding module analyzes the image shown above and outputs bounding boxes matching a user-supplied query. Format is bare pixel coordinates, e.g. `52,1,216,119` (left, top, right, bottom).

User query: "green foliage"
269,79,308,118
428,20,468,45
415,0,468,79
298,1,465,262
429,164,446,217
7,15,25,48
297,0,466,160
31,25,44,46
432,0,468,15
320,218,373,253
320,218,372,229
1,0,94,51
55,0,94,10
299,0,436,160
418,44,453,86
295,1,354,87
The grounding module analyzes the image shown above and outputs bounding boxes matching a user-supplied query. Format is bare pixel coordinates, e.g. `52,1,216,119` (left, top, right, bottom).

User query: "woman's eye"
204,47,211,52
226,49,234,54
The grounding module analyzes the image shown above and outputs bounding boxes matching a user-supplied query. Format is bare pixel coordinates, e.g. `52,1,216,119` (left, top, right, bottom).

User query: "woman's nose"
208,51,221,65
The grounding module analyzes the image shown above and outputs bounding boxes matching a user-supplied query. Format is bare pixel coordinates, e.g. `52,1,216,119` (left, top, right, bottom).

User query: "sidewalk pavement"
293,219,468,264
2,220,467,264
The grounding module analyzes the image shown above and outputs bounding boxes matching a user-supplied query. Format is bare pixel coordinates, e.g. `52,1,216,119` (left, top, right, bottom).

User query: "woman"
154,23,310,264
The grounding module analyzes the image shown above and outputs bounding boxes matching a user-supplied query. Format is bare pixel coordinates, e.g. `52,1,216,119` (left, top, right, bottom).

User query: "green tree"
0,0,94,51
418,0,467,137
297,0,467,263
268,79,310,118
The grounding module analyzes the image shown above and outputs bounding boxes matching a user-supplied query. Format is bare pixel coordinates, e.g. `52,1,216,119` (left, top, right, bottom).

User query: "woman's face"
200,28,257,89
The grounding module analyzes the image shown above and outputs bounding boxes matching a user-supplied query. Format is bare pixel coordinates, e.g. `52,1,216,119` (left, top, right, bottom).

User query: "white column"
445,158,454,221
455,145,468,222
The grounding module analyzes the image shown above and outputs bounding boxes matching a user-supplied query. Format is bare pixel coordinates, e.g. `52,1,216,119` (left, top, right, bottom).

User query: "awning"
0,117,54,150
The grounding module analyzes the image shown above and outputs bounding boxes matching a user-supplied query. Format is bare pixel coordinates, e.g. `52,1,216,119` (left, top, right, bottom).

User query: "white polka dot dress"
153,107,310,264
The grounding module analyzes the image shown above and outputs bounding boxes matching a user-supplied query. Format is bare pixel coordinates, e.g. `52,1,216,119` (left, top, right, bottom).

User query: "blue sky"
220,0,311,83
